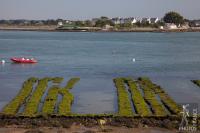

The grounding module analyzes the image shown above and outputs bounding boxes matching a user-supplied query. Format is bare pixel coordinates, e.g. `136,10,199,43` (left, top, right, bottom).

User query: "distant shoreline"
0,25,200,32
0,25,56,32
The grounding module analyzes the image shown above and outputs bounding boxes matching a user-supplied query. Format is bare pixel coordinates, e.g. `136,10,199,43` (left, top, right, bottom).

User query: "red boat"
11,57,38,63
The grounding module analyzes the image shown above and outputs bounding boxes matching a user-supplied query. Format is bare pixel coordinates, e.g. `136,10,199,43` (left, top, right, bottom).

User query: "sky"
0,0,200,20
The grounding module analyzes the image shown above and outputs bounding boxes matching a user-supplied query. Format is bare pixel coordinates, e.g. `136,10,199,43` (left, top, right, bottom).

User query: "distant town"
0,11,200,32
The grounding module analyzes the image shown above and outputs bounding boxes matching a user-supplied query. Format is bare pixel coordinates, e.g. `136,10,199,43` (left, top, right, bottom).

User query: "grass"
23,78,49,116
113,78,133,117
124,78,151,116
2,77,38,115
42,86,59,114
138,77,168,116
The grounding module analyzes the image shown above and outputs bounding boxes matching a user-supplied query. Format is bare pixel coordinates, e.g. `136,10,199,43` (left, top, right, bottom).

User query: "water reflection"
11,62,37,68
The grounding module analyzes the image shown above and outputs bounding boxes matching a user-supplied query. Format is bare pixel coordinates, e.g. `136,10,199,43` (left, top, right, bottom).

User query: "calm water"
0,31,200,113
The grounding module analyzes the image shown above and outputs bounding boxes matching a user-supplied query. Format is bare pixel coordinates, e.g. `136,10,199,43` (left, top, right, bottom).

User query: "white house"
150,18,159,23
65,20,72,24
190,20,200,27
194,21,200,27
164,23,177,29
35,21,44,25
159,26,164,30
125,18,138,24
120,18,125,24
112,17,138,25
131,18,138,24
102,24,113,30
112,18,124,24
111,18,121,24
58,22,63,26
141,18,151,23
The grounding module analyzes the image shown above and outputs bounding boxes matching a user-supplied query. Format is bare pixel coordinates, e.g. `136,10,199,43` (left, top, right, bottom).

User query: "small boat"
11,57,37,63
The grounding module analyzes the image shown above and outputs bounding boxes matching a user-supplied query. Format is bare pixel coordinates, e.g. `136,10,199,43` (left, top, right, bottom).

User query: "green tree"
84,20,92,27
140,21,150,27
75,21,84,27
100,16,109,20
95,17,114,27
163,11,184,25
135,21,141,27
121,22,132,29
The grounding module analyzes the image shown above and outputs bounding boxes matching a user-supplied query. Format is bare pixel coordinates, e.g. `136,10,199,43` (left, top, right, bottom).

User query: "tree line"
0,12,198,28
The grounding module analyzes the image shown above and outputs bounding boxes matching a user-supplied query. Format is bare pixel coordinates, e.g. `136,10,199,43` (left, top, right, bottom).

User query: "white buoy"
1,60,5,64
132,58,136,62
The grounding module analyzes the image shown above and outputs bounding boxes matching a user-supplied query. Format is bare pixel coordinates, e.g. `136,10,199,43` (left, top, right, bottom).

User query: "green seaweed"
58,89,74,115
158,91,181,114
52,77,64,84
124,78,151,116
1,76,183,118
138,77,181,115
154,85,181,114
23,78,49,116
113,78,133,116
192,80,200,87
138,77,168,116
42,86,59,114
64,78,80,90
58,78,80,115
2,77,38,115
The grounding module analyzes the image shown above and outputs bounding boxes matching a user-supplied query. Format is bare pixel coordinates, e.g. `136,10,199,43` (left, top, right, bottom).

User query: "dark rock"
83,130,96,133
24,129,44,133
101,128,113,132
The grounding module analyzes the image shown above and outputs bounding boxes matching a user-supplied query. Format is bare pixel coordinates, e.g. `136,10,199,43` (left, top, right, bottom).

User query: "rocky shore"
0,115,199,133
0,126,177,133
0,116,181,132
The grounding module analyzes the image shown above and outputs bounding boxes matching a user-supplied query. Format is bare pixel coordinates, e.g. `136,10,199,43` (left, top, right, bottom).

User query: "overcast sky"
0,0,200,20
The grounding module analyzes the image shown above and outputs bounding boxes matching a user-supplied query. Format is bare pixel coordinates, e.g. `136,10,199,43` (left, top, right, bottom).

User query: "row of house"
57,20,73,26
57,17,160,28
57,18,200,30
111,17,159,25
189,20,200,27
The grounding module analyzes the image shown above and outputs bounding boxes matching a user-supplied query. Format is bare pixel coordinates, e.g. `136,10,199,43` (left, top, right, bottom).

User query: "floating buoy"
1,60,5,64
132,58,136,62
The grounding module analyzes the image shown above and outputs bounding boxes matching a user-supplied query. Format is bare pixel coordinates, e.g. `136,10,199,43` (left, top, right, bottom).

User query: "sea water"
0,31,200,113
